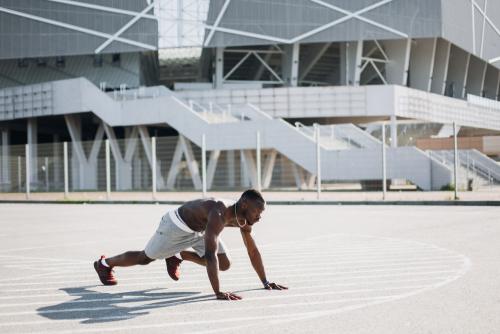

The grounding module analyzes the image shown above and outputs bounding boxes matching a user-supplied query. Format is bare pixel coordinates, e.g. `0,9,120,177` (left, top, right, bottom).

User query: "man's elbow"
205,251,217,262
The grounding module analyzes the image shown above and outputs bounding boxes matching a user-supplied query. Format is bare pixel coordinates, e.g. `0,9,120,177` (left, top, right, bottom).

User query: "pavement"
0,203,499,333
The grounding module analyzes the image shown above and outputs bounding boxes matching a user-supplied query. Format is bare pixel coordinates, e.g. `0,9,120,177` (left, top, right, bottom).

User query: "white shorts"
144,210,227,260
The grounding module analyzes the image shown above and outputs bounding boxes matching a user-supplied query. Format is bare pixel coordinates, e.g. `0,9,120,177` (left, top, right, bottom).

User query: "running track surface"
0,204,499,334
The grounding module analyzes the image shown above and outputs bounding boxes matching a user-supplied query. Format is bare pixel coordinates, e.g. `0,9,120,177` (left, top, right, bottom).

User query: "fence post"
382,123,387,200
17,156,21,191
63,142,68,198
44,156,49,192
152,136,157,200
453,122,458,200
256,131,261,193
105,139,111,200
25,144,30,199
202,134,207,198
315,124,321,199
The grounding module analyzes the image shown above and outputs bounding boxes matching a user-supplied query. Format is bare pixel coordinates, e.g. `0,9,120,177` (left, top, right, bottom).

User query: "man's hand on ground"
264,282,288,290
216,292,242,300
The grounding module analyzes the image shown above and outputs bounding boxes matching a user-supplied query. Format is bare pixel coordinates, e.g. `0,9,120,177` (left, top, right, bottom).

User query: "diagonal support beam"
207,150,221,189
95,2,155,53
137,125,165,189
166,136,202,190
262,150,277,189
241,150,258,187
204,0,232,46
0,6,156,51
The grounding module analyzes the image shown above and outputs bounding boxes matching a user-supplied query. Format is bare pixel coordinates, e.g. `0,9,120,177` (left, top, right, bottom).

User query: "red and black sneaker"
165,256,183,281
93,255,117,286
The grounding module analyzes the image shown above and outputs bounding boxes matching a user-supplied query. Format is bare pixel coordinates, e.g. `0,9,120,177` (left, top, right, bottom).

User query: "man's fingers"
217,292,241,300
230,293,242,300
265,283,288,290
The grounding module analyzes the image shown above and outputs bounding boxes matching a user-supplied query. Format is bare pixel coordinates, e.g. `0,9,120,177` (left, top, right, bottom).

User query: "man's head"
237,189,265,225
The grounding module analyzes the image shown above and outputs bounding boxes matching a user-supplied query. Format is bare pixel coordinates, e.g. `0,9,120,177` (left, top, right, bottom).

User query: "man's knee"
219,255,231,271
138,251,154,265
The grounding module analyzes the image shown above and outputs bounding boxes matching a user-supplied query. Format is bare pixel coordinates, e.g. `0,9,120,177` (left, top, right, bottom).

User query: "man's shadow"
37,286,214,324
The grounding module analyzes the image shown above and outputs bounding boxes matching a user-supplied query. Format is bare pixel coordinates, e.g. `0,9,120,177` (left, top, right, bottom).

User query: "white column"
215,47,224,88
453,122,458,200
105,139,111,200
1,130,9,189
227,150,235,187
240,150,250,187
382,123,387,200
354,40,363,86
25,144,30,198
315,124,321,199
390,116,398,148
27,118,38,189
64,142,68,197
283,43,300,87
201,134,207,198
52,134,61,188
256,131,261,192
152,136,157,198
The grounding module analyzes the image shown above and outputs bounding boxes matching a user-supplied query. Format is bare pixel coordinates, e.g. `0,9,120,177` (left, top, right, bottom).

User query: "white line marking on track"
0,263,463,287
0,275,452,301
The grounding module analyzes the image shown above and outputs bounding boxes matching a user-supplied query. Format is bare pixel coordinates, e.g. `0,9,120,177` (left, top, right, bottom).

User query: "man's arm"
205,204,241,300
240,228,288,290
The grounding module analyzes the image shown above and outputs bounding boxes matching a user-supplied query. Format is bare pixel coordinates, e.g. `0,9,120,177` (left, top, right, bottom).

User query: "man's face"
243,201,265,226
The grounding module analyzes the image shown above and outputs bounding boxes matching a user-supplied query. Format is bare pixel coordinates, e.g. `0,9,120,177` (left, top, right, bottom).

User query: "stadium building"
1,0,500,193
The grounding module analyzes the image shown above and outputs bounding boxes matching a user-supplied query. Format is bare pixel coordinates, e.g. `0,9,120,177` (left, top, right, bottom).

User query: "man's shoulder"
205,198,233,211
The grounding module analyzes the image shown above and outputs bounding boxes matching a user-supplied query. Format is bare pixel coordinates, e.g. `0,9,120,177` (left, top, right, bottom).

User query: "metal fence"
0,121,499,199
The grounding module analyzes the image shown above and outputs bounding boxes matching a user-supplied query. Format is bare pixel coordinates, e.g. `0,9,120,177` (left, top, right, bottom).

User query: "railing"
427,150,500,186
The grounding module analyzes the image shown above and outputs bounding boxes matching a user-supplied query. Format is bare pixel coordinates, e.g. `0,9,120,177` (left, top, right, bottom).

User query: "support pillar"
214,47,224,88
409,38,437,91
138,125,165,189
240,150,250,187
207,150,221,189
446,45,470,98
52,134,61,189
27,118,38,189
383,39,411,86
262,150,277,189
430,39,451,95
283,43,300,87
65,115,104,190
390,116,398,148
466,56,487,96
165,136,202,190
1,130,10,190
483,65,500,99
353,41,363,86
226,150,235,187
341,41,363,85
103,124,138,191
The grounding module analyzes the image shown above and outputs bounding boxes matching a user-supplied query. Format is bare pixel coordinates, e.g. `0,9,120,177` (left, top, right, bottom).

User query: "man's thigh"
191,236,229,258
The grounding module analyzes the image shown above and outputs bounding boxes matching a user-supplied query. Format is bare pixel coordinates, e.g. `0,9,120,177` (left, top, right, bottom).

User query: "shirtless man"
94,189,287,300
